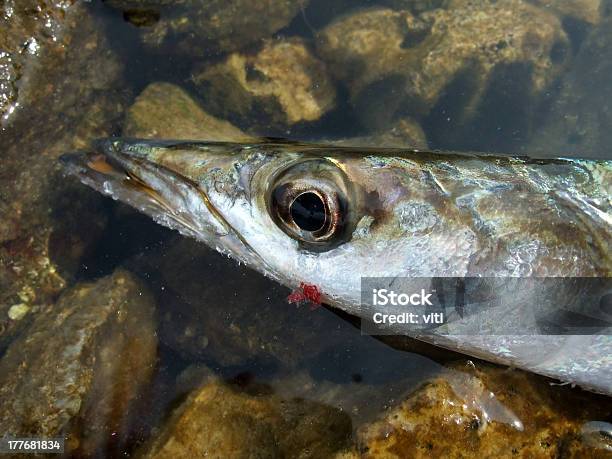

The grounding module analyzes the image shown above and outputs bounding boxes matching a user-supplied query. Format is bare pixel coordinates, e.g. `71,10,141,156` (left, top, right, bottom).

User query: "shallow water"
0,0,611,457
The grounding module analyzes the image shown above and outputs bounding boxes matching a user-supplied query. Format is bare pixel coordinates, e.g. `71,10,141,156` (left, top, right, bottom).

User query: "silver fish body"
60,139,612,394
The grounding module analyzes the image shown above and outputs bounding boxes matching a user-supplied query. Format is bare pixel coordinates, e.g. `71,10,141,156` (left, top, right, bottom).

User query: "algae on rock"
192,37,337,129
317,0,569,148
124,82,252,141
140,378,352,458
355,362,612,458
0,270,158,457
0,2,129,352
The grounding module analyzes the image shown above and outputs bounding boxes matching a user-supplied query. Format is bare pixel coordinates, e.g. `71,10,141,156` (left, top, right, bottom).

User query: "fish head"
61,139,478,309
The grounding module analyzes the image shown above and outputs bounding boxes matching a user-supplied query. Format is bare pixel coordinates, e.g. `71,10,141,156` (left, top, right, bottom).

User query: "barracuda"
60,139,612,394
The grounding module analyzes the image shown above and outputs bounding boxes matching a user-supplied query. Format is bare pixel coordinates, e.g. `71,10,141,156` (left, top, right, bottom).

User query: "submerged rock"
124,82,251,141
105,0,177,7
382,0,449,12
0,3,128,351
192,37,336,129
355,362,612,457
317,0,569,147
140,378,352,458
0,269,158,456
331,118,428,149
0,0,79,125
531,18,612,159
532,0,603,24
103,0,175,27
137,0,307,56
271,351,441,427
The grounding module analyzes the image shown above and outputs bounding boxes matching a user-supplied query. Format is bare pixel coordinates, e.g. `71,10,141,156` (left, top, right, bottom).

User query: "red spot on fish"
287,282,322,309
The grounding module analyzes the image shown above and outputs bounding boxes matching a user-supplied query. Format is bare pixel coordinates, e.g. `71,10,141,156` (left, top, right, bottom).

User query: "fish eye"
271,181,344,245
267,159,354,249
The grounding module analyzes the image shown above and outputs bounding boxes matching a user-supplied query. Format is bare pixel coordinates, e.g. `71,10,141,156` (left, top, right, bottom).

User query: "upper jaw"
60,138,278,270
59,141,172,223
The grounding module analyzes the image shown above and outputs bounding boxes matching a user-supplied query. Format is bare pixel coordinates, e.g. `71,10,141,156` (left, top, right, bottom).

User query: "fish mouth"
60,139,212,239
59,139,261,266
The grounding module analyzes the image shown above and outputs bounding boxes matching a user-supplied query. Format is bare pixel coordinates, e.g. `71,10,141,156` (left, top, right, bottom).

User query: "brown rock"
0,269,158,457
192,37,336,128
139,0,308,56
0,0,79,124
140,379,352,458
0,3,128,350
333,450,361,459
123,82,252,141
355,362,612,458
104,0,177,7
383,0,449,12
317,1,569,139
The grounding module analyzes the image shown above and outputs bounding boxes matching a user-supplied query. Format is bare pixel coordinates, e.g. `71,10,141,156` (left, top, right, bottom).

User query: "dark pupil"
290,192,326,232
